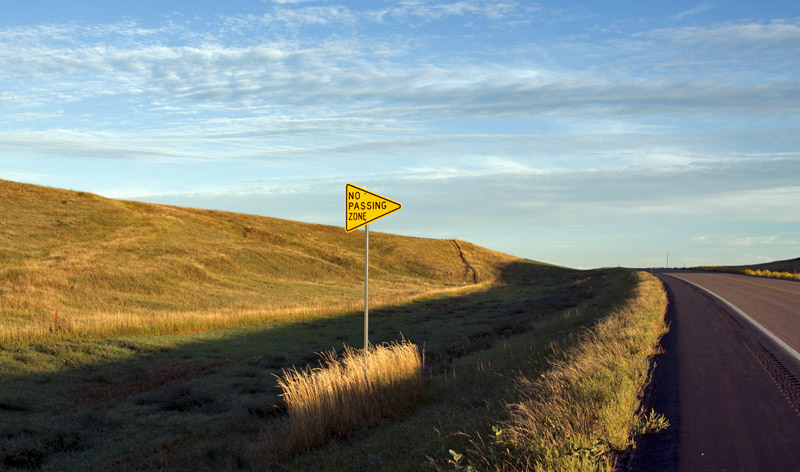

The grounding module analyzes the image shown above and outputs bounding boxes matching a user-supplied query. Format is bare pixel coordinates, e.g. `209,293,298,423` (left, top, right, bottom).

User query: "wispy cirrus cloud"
247,6,358,29
676,2,715,20
727,235,800,246
665,20,800,47
6,41,799,128
3,10,799,123
268,0,319,4
375,0,518,22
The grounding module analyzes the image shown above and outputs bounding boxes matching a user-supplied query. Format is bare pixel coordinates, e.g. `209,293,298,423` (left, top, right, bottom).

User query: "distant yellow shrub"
276,340,424,452
744,269,800,281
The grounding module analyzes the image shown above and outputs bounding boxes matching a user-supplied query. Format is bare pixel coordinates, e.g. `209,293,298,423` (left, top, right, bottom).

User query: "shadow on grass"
0,261,624,471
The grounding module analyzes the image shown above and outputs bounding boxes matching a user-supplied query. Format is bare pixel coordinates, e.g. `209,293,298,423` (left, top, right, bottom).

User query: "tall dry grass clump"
276,340,424,452
458,271,669,471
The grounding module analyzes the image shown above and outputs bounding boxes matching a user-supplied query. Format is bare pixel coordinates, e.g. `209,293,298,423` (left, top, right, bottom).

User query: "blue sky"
1,1,799,269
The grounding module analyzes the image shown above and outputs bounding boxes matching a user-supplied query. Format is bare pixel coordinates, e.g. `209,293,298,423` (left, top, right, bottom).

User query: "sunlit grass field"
0,179,515,344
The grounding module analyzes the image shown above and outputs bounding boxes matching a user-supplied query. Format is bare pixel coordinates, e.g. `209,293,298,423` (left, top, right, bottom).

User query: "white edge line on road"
664,273,800,365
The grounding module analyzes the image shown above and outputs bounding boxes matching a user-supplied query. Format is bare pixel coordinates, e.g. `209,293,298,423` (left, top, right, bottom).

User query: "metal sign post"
364,224,369,363
345,184,402,371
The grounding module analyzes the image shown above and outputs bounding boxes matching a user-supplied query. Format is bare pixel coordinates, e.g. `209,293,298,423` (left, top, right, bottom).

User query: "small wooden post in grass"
54,310,58,331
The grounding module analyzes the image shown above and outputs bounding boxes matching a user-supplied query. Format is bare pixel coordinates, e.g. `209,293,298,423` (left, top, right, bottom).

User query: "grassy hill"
728,257,800,273
0,179,518,344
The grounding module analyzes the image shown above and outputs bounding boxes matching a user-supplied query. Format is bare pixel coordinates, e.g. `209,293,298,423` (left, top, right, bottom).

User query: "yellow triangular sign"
345,183,402,232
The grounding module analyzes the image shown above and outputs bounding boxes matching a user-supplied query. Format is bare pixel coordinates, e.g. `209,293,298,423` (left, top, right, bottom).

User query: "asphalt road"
672,271,800,355
630,271,800,472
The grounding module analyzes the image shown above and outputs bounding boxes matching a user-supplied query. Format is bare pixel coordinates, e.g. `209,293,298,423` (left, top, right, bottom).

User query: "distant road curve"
670,271,800,357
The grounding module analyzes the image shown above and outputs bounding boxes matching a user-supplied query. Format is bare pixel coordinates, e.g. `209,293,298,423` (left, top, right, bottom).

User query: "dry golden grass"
0,179,517,344
275,340,424,452
1,282,491,345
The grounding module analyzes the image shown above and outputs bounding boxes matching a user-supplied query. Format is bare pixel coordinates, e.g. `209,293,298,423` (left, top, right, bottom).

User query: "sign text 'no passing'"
345,183,402,232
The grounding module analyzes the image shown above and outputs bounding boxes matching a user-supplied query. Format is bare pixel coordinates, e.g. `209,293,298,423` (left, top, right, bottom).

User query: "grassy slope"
0,179,517,342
